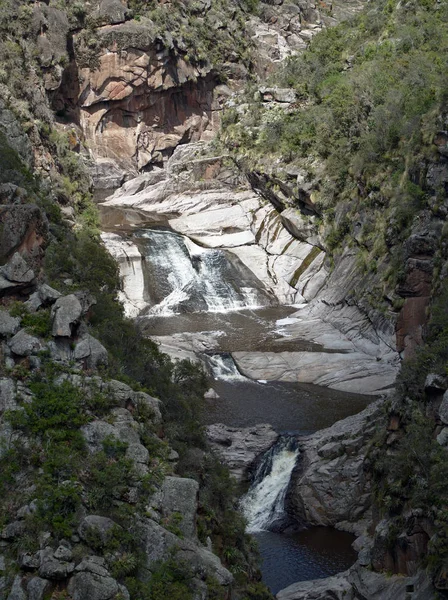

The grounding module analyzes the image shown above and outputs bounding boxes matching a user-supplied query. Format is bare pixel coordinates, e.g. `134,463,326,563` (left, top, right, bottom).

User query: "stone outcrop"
276,565,435,600
0,204,48,267
233,349,397,395
53,22,221,175
101,142,400,393
395,220,441,358
288,401,384,533
0,253,36,296
206,423,279,480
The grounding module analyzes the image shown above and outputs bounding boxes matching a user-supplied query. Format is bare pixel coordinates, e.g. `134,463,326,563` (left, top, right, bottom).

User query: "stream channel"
99,207,370,595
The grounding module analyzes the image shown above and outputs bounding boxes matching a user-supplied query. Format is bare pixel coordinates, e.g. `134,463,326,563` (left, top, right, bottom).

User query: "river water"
99,211,367,595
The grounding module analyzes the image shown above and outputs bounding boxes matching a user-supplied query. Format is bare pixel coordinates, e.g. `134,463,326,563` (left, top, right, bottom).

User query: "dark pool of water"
255,528,357,594
203,378,371,433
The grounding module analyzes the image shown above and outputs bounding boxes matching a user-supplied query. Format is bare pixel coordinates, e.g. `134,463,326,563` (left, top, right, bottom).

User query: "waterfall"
137,229,272,316
205,353,248,381
241,436,299,533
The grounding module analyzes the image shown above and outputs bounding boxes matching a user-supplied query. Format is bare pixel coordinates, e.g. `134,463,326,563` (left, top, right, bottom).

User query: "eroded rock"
289,402,383,532
206,423,278,480
51,294,83,337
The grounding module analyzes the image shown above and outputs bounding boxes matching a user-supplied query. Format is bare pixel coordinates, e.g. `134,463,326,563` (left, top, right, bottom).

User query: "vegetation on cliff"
222,0,447,303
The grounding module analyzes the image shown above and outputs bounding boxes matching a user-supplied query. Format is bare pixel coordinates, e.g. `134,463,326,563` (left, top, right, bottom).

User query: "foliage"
125,0,256,74
125,556,195,600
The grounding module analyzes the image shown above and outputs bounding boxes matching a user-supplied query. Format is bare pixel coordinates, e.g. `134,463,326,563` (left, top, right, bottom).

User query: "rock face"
0,204,48,266
288,401,384,533
0,253,36,296
276,565,435,600
54,22,220,174
395,223,440,357
206,423,278,480
233,349,397,395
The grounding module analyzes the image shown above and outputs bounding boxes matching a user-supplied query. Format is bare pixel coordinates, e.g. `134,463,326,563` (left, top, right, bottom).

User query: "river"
99,209,370,595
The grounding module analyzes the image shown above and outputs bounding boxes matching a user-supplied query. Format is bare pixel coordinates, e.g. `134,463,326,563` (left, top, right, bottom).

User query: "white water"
206,353,248,381
241,437,299,533
140,229,271,316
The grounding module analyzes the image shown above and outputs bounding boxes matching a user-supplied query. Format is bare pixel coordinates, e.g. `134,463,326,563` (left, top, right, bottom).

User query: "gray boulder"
425,373,447,393
26,577,51,600
1,521,26,540
6,576,26,600
0,204,48,266
25,283,61,312
75,555,109,577
3,253,35,283
38,546,75,580
92,0,129,25
131,391,162,424
0,311,20,337
78,516,119,548
74,334,108,369
136,518,233,586
160,476,199,539
206,423,278,481
439,390,448,425
51,294,83,337
67,572,119,600
0,253,35,293
8,329,43,356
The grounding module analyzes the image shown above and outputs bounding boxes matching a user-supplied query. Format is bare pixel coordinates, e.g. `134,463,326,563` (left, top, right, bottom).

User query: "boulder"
206,423,278,480
51,294,83,337
74,334,108,369
439,391,448,425
425,373,447,393
160,477,199,539
75,555,109,577
0,378,18,414
26,577,51,600
79,516,119,548
25,284,61,312
92,0,129,25
38,546,75,580
136,518,233,586
258,86,297,103
67,572,119,600
0,205,48,266
0,311,20,337
6,576,26,600
8,329,43,356
130,391,162,424
277,571,354,600
0,253,35,294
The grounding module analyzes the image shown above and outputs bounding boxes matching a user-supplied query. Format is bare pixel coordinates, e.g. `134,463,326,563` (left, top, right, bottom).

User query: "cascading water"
205,353,248,381
136,229,273,316
241,436,299,533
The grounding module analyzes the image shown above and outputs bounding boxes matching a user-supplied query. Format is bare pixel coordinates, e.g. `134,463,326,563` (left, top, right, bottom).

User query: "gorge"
0,0,447,599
